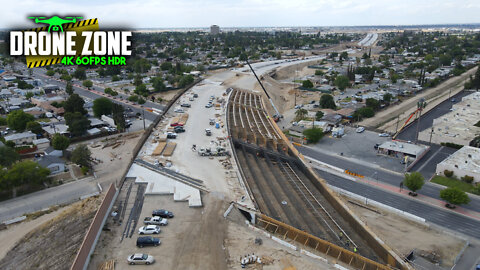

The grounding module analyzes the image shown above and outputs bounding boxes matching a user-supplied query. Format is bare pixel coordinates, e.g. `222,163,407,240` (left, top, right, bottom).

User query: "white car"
205,103,213,108
378,133,390,137
138,225,161,235
127,253,155,265
174,108,184,113
356,127,365,133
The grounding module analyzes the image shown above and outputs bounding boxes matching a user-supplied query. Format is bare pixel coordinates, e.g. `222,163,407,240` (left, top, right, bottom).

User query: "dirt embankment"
0,196,102,270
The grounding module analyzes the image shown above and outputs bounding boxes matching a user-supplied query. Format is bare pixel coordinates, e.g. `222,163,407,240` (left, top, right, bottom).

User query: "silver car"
127,253,155,265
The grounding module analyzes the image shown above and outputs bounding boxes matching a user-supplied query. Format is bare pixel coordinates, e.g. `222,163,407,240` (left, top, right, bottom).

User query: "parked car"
152,209,174,218
205,129,212,136
136,236,161,247
374,143,380,150
170,122,184,127
174,108,184,113
181,103,191,108
127,253,155,265
139,225,161,235
193,93,198,98
174,126,185,133
144,216,168,226
378,133,390,137
356,127,365,133
205,103,213,108
166,132,177,139
189,97,194,101
209,118,215,125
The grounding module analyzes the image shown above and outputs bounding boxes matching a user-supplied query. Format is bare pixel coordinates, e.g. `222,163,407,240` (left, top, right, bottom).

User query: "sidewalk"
307,157,480,222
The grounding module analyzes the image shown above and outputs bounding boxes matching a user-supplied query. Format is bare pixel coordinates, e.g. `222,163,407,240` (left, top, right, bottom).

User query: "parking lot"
310,126,406,172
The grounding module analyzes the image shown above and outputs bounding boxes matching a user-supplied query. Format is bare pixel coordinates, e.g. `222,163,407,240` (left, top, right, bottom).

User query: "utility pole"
142,108,146,130
415,98,426,144
429,127,434,145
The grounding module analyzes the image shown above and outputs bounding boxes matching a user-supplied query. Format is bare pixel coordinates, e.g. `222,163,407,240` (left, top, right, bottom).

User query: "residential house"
37,155,65,174
4,131,37,145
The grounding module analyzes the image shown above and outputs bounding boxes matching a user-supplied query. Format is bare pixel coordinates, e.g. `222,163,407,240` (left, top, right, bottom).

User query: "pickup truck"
144,216,168,226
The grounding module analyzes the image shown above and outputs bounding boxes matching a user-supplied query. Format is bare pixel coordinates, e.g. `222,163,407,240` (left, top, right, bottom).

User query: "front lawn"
431,175,477,194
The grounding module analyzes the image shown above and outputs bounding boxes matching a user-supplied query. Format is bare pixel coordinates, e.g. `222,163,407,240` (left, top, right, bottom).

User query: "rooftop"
378,140,428,157
437,146,480,174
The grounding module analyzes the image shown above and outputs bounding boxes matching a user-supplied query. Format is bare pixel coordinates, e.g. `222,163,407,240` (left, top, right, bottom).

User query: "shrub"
81,166,89,175
440,142,463,149
461,175,474,184
444,170,454,178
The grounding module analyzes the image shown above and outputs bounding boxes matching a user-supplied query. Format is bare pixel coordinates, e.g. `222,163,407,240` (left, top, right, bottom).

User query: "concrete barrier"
271,236,298,251
70,184,118,270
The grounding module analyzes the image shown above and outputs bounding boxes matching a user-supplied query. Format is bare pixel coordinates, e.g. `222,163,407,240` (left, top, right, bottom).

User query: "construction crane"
246,60,282,122
392,98,427,140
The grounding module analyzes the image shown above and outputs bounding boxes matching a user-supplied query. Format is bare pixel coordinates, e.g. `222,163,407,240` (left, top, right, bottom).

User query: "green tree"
73,67,86,80
7,110,35,132
160,62,173,71
295,108,308,121
46,70,55,76
3,160,50,198
52,134,70,150
178,75,194,87
25,92,34,99
0,146,20,167
353,107,375,120
315,111,324,121
383,93,393,103
138,97,146,104
64,94,86,114
340,51,349,61
152,77,166,92
71,144,92,168
111,75,120,82
303,128,324,143
133,74,143,86
65,112,90,137
440,187,470,208
366,98,381,111
320,94,336,109
60,74,72,81
26,121,43,134
334,75,350,91
65,82,74,95
134,84,149,97
315,70,324,76
93,97,113,118
439,54,452,66
403,172,424,195
0,117,7,126
302,80,314,88
112,103,126,131
82,80,93,89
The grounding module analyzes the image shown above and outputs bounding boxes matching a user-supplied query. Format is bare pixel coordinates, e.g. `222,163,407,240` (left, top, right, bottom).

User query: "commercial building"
436,146,480,183
210,25,220,35
377,140,428,159
419,92,480,145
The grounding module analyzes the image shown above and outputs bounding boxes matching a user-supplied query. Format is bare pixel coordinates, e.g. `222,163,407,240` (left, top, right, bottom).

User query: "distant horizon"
1,0,479,29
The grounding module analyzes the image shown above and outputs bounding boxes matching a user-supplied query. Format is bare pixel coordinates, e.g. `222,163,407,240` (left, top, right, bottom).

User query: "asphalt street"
396,89,472,142
316,169,480,239
298,146,480,212
0,178,98,223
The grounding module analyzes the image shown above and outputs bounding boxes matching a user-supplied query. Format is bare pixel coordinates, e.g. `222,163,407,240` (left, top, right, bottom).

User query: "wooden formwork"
152,142,167,156
163,142,177,156
257,215,396,270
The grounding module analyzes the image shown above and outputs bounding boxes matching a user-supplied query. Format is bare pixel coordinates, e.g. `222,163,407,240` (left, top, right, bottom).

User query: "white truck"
143,216,168,226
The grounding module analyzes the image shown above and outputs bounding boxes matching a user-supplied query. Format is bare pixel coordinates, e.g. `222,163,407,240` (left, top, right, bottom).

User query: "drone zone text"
10,31,132,56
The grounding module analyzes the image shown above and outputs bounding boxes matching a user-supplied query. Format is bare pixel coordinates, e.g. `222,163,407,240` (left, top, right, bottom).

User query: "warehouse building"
436,146,480,184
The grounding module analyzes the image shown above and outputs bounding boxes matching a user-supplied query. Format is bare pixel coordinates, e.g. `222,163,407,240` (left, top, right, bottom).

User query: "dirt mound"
0,196,102,270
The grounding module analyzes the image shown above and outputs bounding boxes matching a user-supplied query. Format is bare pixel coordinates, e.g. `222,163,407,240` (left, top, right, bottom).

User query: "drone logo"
28,16,83,32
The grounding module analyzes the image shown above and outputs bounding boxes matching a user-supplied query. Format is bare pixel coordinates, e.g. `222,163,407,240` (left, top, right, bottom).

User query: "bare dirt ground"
360,66,478,132
152,89,182,103
0,196,102,270
88,131,143,185
340,196,465,268
225,208,339,270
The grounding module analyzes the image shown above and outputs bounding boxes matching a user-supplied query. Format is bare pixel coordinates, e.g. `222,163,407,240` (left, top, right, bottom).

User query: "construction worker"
345,239,350,247
354,247,358,253
339,232,343,240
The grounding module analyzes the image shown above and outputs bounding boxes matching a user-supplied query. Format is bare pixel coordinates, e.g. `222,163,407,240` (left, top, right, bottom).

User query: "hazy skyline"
1,0,480,29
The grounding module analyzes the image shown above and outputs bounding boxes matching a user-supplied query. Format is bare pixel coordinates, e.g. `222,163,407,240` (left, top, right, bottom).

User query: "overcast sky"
1,0,479,29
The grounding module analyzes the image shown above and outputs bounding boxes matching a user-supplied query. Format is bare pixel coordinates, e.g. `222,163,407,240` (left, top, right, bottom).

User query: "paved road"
316,169,480,239
0,178,98,223
396,89,472,142
298,146,480,212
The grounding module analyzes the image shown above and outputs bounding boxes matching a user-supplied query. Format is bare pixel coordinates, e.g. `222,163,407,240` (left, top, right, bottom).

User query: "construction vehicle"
392,99,427,139
246,60,282,122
